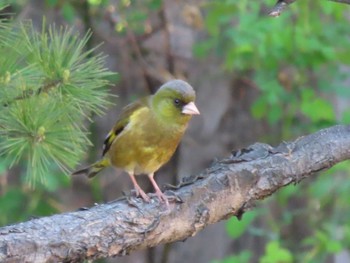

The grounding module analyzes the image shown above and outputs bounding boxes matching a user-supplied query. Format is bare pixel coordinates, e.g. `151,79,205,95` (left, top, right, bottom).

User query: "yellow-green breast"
108,103,188,174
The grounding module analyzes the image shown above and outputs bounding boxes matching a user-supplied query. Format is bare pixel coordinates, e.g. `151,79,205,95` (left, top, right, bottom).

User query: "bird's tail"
72,158,110,178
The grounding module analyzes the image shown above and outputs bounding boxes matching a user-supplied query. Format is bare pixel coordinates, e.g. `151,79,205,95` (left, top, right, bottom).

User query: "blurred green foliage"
260,241,293,263
213,250,252,263
199,1,350,262
196,0,349,136
226,211,258,239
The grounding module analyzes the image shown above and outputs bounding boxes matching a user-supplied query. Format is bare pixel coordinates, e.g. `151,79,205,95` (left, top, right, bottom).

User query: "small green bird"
73,79,200,204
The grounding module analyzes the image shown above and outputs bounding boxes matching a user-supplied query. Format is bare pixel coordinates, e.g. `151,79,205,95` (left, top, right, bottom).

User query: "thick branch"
1,125,350,262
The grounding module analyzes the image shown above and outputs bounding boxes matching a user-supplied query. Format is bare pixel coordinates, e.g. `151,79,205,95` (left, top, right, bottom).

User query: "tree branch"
329,0,350,4
269,0,350,17
3,79,61,107
1,125,350,262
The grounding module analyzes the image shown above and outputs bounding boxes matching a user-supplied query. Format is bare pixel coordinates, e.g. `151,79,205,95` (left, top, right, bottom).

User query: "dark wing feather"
102,98,148,156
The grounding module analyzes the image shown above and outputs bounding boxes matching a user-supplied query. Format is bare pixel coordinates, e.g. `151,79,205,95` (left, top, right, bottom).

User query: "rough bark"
1,125,350,263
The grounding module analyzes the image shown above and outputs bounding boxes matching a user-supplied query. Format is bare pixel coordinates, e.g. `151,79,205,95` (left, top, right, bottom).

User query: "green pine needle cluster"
0,17,116,185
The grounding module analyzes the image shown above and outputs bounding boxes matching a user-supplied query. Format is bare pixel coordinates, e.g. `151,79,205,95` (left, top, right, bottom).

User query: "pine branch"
3,79,61,107
0,21,115,183
1,125,350,262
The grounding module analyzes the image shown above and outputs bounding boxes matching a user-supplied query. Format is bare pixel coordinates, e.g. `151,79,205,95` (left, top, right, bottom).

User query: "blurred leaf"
42,171,70,192
62,2,76,23
260,241,293,263
342,225,350,247
267,103,282,125
226,211,257,239
308,174,334,200
341,109,350,124
45,0,58,7
212,250,251,263
300,89,335,122
276,184,299,206
205,2,237,36
326,240,342,253
0,188,26,224
33,199,58,216
303,228,343,258
251,97,268,119
148,0,162,10
0,158,10,174
193,39,215,58
88,0,102,6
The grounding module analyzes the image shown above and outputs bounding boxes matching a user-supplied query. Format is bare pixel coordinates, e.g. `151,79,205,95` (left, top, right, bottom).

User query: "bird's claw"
154,189,169,207
166,190,184,203
132,187,151,203
132,187,173,207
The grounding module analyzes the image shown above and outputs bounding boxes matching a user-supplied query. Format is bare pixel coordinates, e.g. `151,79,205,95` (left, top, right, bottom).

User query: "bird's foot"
134,187,151,203
166,190,184,203
154,189,169,207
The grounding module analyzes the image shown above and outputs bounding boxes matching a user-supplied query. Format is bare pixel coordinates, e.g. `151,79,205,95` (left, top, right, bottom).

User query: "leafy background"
1,0,350,262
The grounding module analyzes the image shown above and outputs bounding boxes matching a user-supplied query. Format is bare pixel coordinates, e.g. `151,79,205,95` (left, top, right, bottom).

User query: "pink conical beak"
182,101,200,115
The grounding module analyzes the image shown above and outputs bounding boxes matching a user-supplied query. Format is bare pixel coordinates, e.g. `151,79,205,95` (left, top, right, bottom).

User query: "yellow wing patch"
102,102,149,157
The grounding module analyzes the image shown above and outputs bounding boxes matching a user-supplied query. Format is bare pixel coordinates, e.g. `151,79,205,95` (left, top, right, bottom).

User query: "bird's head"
152,79,200,124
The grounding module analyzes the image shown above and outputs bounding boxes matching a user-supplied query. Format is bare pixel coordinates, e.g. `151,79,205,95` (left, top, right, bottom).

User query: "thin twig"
159,4,175,74
269,0,296,17
3,79,61,106
329,0,350,4
269,0,350,17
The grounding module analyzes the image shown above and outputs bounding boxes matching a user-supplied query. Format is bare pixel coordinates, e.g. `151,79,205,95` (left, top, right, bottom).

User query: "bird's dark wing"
102,97,149,156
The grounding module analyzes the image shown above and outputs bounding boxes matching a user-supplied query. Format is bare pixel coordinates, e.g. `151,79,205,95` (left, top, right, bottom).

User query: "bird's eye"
174,99,181,106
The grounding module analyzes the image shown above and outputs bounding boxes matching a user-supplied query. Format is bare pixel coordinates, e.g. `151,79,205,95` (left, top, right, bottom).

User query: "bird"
72,79,200,205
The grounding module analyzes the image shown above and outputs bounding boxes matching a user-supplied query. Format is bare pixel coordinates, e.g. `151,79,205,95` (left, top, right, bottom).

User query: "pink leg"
128,172,150,202
148,173,169,206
